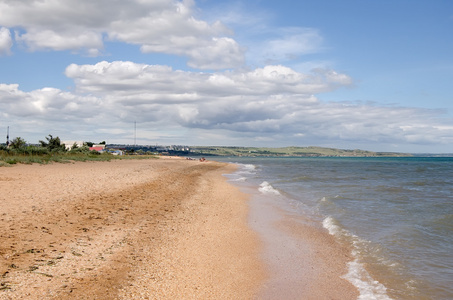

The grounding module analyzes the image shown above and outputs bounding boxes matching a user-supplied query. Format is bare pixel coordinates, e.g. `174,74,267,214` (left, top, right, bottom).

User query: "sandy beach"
0,158,264,299
0,157,358,299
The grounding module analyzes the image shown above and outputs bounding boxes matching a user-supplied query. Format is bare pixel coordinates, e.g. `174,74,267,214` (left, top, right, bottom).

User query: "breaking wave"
258,181,281,195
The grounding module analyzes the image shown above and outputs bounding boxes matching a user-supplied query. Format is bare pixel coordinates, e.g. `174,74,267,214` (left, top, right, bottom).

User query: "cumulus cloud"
15,29,104,55
2,60,453,149
0,83,101,119
3,60,448,148
0,27,12,55
64,62,353,109
0,0,243,68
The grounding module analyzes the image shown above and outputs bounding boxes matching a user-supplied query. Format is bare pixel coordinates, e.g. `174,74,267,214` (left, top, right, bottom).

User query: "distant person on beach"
199,157,206,162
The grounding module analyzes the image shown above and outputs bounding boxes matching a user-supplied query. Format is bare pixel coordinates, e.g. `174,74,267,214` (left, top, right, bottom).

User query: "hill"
189,146,411,157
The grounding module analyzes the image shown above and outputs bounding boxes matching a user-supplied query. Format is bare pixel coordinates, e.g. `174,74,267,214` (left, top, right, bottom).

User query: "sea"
213,156,453,300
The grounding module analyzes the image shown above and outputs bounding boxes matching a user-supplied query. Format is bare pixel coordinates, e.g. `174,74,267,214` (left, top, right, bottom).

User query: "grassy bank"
0,151,158,167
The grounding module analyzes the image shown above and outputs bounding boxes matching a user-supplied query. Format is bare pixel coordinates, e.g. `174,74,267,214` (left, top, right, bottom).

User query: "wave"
322,216,392,300
224,163,257,183
237,163,257,176
258,181,281,195
229,176,247,182
345,259,392,300
238,163,256,173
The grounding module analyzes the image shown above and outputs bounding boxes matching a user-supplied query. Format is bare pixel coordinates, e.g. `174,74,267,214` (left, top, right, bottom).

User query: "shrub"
9,137,27,149
39,134,66,153
69,145,91,153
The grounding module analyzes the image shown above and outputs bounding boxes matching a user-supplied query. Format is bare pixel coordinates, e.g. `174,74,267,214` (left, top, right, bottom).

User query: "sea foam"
344,258,392,300
258,181,280,195
323,216,392,300
224,163,257,182
237,163,256,175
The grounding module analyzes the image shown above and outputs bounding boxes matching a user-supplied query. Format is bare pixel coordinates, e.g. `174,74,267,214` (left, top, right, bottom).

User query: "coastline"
229,175,359,299
0,158,264,299
248,195,359,299
221,161,363,299
1,157,359,299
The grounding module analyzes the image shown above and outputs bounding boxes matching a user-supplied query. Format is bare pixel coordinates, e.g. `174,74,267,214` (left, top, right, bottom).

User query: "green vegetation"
39,134,66,152
190,146,412,157
9,137,27,149
0,135,157,166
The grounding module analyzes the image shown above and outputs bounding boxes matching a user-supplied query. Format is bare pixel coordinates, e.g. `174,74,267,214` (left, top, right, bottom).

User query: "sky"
0,0,452,153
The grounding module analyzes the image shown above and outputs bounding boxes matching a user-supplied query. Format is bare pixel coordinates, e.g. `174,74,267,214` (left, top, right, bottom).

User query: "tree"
39,134,66,152
9,137,27,149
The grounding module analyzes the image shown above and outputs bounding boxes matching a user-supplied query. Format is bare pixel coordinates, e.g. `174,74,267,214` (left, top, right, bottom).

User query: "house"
89,145,106,152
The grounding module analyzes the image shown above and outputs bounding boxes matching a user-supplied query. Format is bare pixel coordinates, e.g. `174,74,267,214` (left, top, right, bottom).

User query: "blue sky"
0,0,452,153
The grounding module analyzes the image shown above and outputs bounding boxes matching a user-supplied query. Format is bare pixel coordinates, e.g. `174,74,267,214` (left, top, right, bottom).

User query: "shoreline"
1,157,359,299
230,175,359,299
0,158,264,299
249,196,359,299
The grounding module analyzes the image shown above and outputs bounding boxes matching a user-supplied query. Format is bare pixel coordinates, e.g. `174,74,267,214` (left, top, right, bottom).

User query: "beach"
0,157,358,299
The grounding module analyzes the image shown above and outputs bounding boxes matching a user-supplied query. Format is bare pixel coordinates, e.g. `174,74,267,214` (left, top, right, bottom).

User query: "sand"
0,157,359,299
0,158,264,299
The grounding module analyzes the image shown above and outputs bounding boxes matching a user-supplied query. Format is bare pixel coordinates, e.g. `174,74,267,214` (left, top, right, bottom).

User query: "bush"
9,137,27,149
69,145,91,154
39,134,66,153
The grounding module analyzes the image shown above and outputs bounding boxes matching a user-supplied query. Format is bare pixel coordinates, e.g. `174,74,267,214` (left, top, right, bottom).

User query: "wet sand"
248,193,359,299
0,157,358,299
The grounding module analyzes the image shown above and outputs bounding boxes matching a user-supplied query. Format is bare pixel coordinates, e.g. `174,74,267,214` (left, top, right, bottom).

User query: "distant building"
89,145,106,152
63,141,84,150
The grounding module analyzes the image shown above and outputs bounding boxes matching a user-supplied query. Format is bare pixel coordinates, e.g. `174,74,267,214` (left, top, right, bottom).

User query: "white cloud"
0,83,101,119
4,61,451,150
0,0,242,68
0,55,449,151
184,37,245,69
15,29,103,54
65,61,352,97
0,27,12,55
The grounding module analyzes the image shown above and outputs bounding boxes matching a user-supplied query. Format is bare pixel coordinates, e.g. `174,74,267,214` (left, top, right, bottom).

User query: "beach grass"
0,150,158,166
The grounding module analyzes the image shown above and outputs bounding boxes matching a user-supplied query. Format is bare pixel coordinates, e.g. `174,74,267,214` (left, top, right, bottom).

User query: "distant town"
105,144,191,156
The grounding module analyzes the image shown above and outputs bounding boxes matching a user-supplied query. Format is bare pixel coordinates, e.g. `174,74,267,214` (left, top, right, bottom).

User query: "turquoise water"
216,157,453,299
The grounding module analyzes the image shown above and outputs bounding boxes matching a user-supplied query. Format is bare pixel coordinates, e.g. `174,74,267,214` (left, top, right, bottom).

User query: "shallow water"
218,156,453,300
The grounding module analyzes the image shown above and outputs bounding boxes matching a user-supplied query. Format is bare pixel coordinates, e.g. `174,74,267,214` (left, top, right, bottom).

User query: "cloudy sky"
0,0,452,153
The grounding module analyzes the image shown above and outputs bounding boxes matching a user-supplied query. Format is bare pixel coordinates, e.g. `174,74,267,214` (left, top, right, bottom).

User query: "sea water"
215,156,453,300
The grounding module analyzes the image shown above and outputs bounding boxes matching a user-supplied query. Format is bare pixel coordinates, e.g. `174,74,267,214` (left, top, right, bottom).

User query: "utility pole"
134,121,136,147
